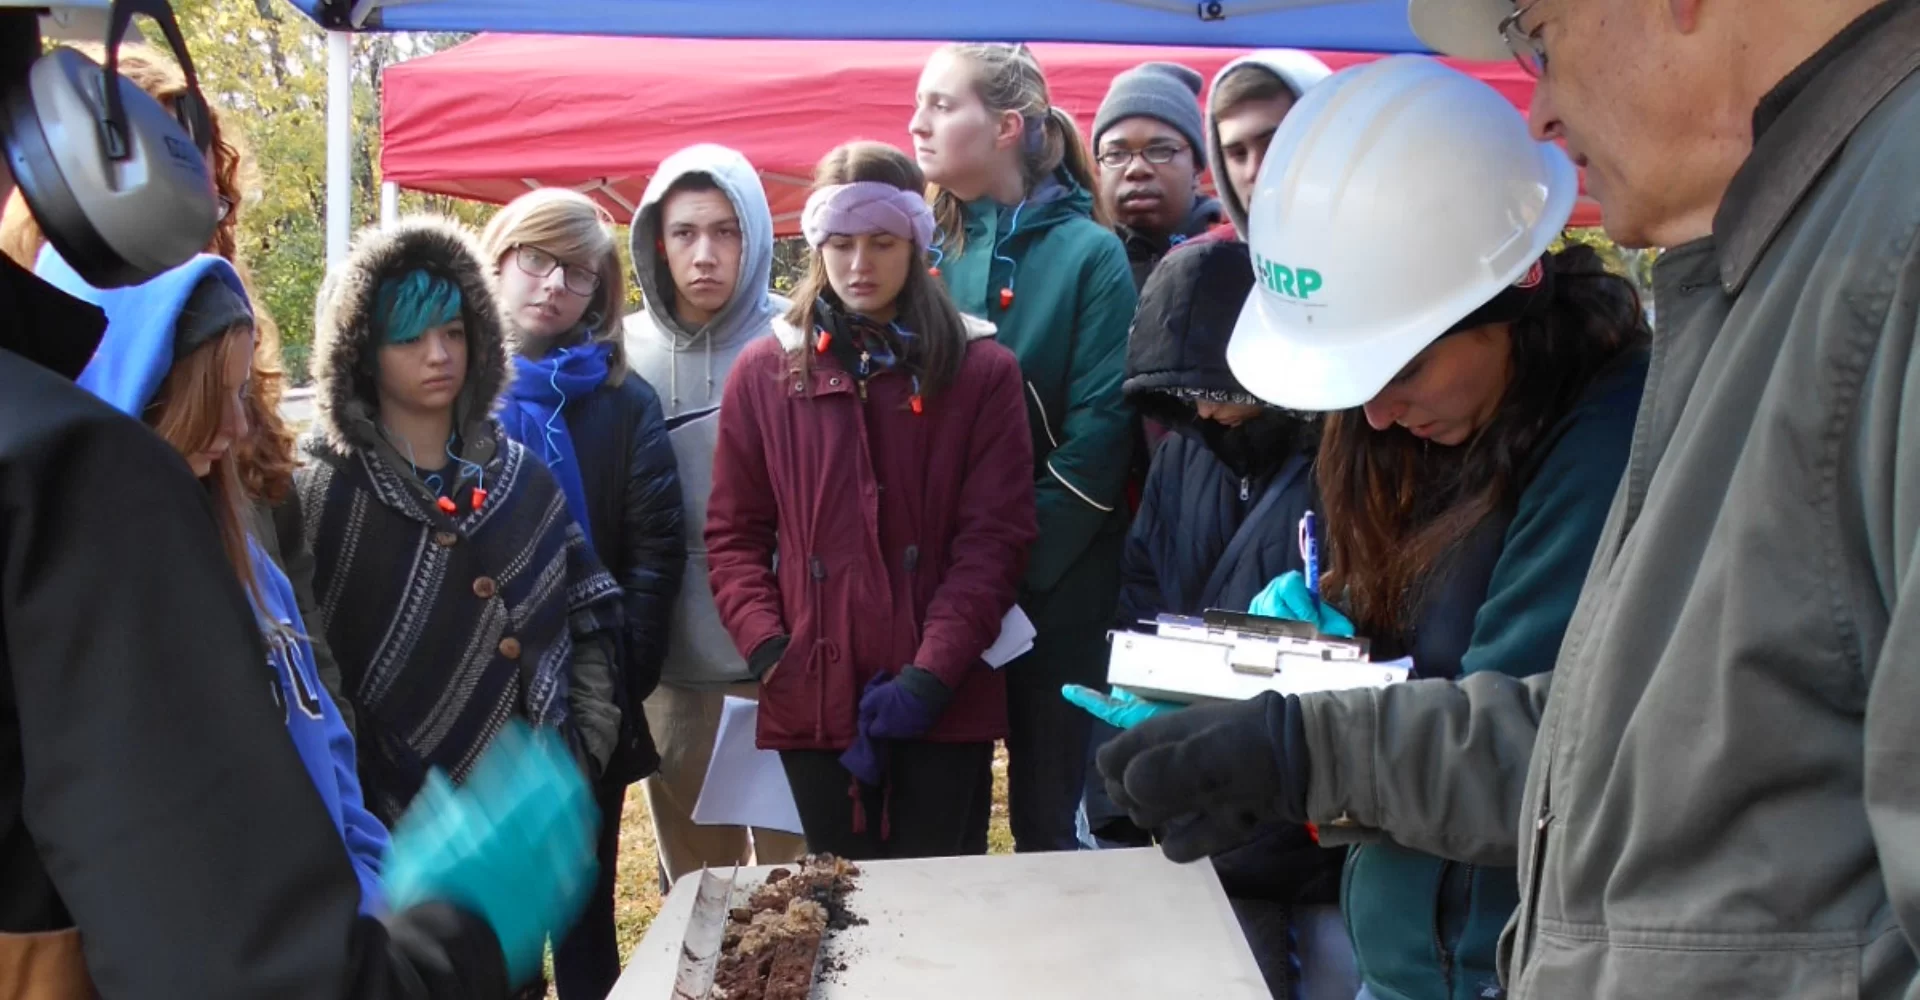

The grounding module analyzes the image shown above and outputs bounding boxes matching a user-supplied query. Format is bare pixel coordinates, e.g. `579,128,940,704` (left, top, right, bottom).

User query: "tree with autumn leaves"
167,0,480,381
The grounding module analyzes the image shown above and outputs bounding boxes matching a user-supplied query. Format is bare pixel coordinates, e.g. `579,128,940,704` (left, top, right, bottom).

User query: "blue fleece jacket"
35,247,390,914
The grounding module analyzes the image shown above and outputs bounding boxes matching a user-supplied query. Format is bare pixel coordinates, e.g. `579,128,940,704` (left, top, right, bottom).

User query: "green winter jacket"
936,173,1138,645
1338,349,1646,1000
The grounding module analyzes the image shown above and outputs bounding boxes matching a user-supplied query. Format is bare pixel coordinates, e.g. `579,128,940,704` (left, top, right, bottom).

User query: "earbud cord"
539,354,569,470
991,199,1028,302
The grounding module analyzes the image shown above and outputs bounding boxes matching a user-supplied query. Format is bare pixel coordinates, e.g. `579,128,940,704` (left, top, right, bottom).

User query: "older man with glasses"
1098,0,1920,997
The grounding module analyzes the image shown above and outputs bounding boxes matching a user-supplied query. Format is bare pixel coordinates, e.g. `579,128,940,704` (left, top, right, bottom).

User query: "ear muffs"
2,0,217,289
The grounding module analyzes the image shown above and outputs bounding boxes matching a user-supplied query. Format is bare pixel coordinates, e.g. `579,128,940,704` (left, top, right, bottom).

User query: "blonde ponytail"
1047,106,1109,228
927,43,1113,255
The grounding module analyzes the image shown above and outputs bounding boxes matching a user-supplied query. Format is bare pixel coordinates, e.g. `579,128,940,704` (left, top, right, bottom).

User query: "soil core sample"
711,855,861,1000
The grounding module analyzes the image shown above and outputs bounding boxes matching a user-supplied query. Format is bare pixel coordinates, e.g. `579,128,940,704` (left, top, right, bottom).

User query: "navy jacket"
1100,240,1339,902
565,370,685,785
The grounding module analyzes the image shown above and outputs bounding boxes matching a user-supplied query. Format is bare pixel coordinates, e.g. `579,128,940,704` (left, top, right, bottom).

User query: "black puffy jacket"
1105,239,1340,905
566,368,685,785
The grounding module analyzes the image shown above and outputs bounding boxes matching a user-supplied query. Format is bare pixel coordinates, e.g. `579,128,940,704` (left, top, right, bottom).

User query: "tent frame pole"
326,30,352,269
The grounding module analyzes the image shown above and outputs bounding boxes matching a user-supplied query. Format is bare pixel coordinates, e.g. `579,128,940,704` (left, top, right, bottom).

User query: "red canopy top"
381,35,1602,232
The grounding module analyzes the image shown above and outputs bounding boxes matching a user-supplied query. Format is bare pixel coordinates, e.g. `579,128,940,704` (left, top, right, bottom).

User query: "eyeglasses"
512,244,601,297
1499,0,1554,78
1097,143,1189,169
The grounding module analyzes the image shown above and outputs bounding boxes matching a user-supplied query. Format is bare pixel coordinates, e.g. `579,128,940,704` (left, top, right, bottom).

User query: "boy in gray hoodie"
622,144,806,880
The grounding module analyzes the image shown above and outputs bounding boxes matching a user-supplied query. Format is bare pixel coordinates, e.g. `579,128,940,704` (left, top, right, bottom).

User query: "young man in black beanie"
1091,61,1224,291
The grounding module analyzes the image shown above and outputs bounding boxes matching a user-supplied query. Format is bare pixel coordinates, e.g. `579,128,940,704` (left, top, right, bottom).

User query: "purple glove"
839,674,893,787
863,667,950,739
838,668,953,786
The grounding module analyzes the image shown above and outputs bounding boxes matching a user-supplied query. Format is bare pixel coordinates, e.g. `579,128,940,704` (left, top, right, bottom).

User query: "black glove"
1095,691,1311,864
747,635,790,680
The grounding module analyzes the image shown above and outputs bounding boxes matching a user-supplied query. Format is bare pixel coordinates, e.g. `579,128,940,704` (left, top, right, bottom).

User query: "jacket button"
829,376,841,387
433,531,459,548
792,381,803,393
498,637,521,659
473,576,498,599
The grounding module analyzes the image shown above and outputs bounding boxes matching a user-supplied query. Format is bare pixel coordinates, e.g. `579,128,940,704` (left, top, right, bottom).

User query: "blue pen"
1299,510,1322,618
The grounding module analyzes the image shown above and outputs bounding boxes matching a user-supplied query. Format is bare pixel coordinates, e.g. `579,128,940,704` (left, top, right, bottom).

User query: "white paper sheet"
983,604,1036,669
690,697,805,835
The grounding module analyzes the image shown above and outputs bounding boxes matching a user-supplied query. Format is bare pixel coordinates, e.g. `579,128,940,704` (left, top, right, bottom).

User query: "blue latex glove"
1061,685,1182,729
381,722,599,987
1247,571,1358,638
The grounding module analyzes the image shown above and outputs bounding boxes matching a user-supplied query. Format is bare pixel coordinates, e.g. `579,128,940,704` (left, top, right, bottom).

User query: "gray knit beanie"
1093,62,1208,169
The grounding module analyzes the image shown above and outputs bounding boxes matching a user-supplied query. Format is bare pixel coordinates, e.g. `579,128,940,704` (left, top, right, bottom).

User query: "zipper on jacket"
1239,475,1251,502
1435,861,1456,993
857,349,870,401
808,554,828,744
1516,808,1553,976
903,545,920,573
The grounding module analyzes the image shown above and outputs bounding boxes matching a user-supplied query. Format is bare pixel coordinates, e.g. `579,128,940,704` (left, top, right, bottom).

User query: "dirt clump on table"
711,855,861,1000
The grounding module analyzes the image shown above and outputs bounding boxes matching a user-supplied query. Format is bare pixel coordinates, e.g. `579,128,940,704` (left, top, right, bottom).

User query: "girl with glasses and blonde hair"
479,189,685,1000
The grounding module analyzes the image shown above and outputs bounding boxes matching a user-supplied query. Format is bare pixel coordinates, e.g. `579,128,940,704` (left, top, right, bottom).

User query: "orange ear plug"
814,330,832,353
471,487,488,510
436,496,458,515
999,287,1014,309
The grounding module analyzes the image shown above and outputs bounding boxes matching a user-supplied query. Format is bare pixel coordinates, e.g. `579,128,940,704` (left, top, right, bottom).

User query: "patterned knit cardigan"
296,431,623,825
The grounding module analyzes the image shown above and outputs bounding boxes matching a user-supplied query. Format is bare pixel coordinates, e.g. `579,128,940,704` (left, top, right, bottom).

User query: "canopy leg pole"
381,181,398,227
326,30,352,270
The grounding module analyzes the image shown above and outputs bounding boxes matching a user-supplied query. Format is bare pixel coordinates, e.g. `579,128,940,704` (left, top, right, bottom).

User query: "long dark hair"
784,142,971,399
926,43,1108,257
1318,244,1648,637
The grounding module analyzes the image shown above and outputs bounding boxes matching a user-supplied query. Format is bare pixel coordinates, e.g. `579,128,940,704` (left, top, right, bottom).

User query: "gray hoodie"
1203,50,1333,236
622,144,788,688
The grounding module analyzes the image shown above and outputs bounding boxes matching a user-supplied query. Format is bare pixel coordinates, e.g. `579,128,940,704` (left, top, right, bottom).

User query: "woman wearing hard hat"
1096,56,1651,1000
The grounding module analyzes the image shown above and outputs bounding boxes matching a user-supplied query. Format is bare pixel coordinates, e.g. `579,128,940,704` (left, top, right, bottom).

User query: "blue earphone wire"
390,426,484,501
991,199,1028,298
537,354,569,470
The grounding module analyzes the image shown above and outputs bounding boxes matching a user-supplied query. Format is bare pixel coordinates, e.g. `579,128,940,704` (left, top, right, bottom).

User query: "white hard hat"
1226,54,1576,411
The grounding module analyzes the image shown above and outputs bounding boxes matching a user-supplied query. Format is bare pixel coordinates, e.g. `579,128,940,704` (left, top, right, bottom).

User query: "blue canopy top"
288,0,1428,52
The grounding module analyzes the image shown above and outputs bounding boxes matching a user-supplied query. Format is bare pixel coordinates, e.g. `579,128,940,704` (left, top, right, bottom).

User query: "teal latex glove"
1063,684,1183,729
381,722,599,987
1248,571,1357,638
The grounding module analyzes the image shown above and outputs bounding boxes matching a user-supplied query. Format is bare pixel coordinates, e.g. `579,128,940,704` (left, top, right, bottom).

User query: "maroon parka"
705,316,1038,751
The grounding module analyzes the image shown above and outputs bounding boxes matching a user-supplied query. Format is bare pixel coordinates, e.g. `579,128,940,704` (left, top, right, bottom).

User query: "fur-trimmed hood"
310,216,511,454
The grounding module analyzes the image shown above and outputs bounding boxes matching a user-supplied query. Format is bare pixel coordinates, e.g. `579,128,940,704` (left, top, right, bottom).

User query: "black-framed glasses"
512,244,601,297
1097,143,1189,169
1499,0,1553,78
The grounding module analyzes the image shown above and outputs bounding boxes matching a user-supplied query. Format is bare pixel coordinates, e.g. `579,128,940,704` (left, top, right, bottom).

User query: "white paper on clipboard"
983,605,1036,669
690,697,805,835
